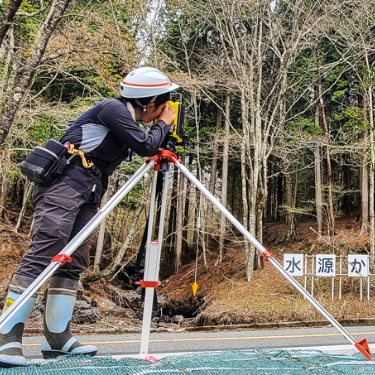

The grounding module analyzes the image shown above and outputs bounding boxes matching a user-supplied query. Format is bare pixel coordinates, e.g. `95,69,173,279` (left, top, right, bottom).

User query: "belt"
70,156,102,178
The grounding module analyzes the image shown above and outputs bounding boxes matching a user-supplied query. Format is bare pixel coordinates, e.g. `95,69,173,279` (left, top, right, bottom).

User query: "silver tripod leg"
140,169,170,356
174,160,373,360
0,157,156,331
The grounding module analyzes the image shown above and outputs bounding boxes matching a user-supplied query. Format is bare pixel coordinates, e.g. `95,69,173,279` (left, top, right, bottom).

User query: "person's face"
142,102,167,124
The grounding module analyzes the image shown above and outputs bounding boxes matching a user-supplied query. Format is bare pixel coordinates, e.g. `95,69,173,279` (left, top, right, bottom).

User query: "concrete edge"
24,318,375,335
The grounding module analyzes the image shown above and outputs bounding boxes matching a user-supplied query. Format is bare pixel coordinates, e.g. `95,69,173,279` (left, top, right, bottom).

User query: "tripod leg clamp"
135,280,159,288
51,254,72,266
263,250,273,261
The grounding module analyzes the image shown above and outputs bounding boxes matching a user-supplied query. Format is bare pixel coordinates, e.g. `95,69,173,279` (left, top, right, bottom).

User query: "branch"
37,64,103,98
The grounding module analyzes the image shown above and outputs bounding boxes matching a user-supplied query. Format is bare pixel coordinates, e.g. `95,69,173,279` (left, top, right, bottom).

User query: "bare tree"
328,0,375,258
0,0,72,145
194,0,327,280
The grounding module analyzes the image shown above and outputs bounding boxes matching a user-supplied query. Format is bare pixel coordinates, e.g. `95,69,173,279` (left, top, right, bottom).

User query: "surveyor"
0,67,179,367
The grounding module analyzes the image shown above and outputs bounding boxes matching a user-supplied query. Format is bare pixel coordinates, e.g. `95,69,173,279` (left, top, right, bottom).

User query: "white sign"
316,254,336,277
284,254,304,276
348,255,369,277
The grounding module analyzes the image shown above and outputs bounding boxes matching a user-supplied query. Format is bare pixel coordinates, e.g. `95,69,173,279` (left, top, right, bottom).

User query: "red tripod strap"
51,254,72,266
136,280,159,288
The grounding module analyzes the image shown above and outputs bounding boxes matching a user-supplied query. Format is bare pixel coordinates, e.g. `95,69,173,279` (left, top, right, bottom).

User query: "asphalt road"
22,325,375,360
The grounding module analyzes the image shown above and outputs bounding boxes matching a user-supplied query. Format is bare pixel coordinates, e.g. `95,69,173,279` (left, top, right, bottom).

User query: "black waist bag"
20,139,72,186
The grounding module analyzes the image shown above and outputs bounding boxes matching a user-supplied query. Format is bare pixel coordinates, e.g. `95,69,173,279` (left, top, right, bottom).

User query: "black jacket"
59,98,170,203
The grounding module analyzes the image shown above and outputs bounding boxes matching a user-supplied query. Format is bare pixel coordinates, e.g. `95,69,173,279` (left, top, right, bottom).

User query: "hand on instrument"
159,104,176,125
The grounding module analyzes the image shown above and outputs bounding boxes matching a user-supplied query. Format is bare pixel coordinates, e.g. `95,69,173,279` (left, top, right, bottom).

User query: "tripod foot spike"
355,338,373,361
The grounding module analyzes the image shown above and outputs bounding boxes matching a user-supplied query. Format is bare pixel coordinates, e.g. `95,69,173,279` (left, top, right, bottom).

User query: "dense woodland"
1,0,375,283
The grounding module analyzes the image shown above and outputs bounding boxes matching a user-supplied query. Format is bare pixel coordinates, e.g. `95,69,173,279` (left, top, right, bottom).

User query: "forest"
0,0,375,286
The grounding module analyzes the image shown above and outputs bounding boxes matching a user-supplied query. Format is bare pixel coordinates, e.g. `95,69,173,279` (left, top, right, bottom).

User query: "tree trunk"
285,170,293,239
175,155,185,272
292,176,298,238
14,180,32,233
318,79,335,234
167,167,178,268
277,172,283,220
183,153,194,251
254,172,264,269
0,150,11,223
285,170,292,227
368,85,375,263
94,191,108,271
360,96,369,235
0,179,10,223
315,93,323,234
342,153,351,215
0,0,24,48
266,159,273,222
0,25,14,98
240,94,251,281
0,0,72,145
206,105,222,243
315,146,323,234
219,94,230,263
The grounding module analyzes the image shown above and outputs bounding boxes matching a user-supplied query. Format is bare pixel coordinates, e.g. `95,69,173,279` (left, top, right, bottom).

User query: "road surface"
22,325,375,360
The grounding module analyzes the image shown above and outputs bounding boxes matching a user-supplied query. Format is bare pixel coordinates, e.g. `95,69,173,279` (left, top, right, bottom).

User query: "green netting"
0,349,374,374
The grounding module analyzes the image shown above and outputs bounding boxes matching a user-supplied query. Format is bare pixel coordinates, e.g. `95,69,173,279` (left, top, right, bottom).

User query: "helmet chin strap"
135,96,158,121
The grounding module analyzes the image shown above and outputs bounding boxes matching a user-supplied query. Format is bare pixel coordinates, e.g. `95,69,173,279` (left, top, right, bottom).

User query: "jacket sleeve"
97,99,170,157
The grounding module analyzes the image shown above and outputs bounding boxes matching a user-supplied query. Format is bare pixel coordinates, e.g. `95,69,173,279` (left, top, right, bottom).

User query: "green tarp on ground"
0,349,374,374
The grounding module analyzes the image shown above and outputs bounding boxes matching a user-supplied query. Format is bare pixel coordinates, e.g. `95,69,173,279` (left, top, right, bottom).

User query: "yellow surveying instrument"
155,93,186,152
166,93,185,144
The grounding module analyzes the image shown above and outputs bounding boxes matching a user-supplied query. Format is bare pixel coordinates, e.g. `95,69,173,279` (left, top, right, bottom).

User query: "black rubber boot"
0,274,37,368
41,277,97,359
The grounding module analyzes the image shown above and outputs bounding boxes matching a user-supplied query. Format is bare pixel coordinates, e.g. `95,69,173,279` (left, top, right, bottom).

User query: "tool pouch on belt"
19,139,72,186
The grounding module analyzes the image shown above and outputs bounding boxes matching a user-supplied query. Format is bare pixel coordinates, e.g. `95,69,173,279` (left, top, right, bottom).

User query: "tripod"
0,150,372,360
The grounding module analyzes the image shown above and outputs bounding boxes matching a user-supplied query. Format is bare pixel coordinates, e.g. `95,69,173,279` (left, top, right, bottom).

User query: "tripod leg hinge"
135,280,159,288
51,254,72,266
263,250,273,261
146,154,159,164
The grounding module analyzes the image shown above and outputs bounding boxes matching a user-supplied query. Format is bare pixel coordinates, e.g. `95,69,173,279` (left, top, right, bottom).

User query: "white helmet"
120,67,179,99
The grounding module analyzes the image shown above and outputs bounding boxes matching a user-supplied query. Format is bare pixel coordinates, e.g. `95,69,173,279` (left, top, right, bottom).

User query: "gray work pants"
17,180,99,280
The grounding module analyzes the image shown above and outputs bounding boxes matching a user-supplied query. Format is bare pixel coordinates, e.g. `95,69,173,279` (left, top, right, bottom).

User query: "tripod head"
160,137,177,172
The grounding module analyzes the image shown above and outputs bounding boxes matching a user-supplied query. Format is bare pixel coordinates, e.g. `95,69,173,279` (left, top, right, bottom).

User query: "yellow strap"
67,144,93,168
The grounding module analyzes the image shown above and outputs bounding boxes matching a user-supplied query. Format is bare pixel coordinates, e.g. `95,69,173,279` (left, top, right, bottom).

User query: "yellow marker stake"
192,282,198,296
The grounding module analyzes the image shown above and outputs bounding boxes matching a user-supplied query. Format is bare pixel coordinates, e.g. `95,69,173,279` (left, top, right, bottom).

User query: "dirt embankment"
159,218,375,327
1,217,375,334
